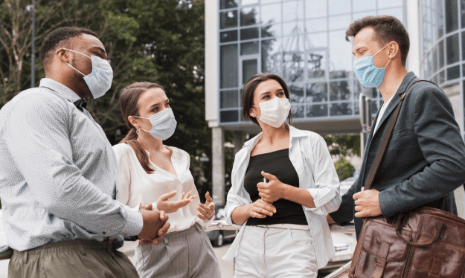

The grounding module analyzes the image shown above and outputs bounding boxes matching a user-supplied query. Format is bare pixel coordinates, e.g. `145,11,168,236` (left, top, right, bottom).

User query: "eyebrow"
260,89,284,96
90,46,106,56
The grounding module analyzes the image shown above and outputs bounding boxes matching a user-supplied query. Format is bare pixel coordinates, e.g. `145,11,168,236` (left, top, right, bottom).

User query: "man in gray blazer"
328,15,465,238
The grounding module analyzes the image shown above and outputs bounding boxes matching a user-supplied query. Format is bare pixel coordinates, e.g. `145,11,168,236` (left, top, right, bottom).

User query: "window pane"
283,21,305,36
220,110,239,122
220,10,238,29
283,1,304,22
220,44,238,88
241,41,259,55
262,38,282,75
446,34,459,65
289,84,305,104
306,18,327,33
241,6,260,26
221,90,239,108
307,82,328,103
261,0,280,4
261,3,281,25
432,46,438,73
329,0,351,15
329,30,352,78
330,102,353,116
353,11,375,22
353,0,376,12
378,8,403,22
378,0,403,8
445,0,458,33
283,30,306,82
307,32,328,47
439,70,445,84
439,40,445,68
242,59,258,84
261,24,282,38
220,30,238,43
307,49,327,79
307,104,328,117
242,0,258,5
305,0,327,18
447,65,460,80
240,27,259,40
220,0,238,9
330,80,352,101
329,14,351,30
291,104,305,118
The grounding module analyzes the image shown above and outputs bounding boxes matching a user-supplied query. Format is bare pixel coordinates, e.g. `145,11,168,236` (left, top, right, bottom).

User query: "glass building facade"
218,0,406,125
421,0,465,140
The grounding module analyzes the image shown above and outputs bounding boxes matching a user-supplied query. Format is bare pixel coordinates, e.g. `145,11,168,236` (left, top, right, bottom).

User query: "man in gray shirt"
0,27,169,277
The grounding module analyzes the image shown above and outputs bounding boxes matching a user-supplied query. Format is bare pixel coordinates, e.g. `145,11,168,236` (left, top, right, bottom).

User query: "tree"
0,0,211,200
334,158,355,181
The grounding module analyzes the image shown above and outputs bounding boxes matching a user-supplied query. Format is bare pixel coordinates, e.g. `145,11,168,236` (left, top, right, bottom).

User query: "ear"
249,107,257,118
55,48,71,64
128,116,139,128
387,41,400,60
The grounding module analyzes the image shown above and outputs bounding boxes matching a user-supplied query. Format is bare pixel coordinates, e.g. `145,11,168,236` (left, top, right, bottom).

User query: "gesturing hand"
257,171,286,203
353,188,382,218
156,190,196,214
138,203,170,245
197,192,215,221
248,199,276,219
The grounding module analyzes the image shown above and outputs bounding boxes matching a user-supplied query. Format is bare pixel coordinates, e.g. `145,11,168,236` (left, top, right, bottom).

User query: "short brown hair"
346,15,409,65
119,82,164,174
242,73,292,126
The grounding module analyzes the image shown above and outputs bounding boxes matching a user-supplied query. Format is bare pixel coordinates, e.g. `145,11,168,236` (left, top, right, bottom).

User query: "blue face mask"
353,44,391,88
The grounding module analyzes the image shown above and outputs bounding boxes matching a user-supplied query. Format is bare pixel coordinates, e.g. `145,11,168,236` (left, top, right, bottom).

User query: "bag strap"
363,79,435,190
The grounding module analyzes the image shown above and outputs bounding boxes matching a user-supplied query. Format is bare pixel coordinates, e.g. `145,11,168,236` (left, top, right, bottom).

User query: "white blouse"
113,143,209,233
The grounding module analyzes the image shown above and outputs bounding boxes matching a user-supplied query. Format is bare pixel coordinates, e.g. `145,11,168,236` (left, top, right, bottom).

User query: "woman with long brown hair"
223,73,341,278
113,82,220,278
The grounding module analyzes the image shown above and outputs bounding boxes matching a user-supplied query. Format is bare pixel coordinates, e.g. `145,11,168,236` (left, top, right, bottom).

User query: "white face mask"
59,48,113,99
135,108,177,141
253,97,290,128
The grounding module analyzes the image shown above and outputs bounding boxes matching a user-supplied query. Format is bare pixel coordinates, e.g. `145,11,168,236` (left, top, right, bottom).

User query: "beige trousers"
8,239,138,278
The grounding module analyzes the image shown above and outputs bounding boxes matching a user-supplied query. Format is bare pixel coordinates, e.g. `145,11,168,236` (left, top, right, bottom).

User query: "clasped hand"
353,188,382,218
137,203,170,245
257,171,286,203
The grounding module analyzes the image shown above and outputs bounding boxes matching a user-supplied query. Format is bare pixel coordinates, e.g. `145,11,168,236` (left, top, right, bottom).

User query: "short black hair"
39,27,98,70
346,15,410,66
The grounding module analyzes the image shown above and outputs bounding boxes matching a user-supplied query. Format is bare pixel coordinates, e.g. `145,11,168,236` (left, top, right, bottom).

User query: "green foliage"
0,0,211,197
324,134,361,158
334,158,355,181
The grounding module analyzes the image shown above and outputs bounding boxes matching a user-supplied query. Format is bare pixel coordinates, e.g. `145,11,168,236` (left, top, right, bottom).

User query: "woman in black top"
223,73,341,278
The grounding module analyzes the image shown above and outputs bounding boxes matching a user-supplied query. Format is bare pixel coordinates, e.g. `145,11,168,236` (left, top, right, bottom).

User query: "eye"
166,102,170,108
152,107,159,112
277,92,285,96
262,95,270,100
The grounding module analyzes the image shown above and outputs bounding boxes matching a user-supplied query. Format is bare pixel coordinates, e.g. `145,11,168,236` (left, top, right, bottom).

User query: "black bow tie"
73,99,87,112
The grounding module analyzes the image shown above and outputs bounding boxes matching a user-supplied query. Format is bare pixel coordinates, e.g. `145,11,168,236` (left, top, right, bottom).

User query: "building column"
212,127,225,206
234,131,245,155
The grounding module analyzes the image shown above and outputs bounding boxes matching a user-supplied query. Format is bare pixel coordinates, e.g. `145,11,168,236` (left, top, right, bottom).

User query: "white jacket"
223,126,341,269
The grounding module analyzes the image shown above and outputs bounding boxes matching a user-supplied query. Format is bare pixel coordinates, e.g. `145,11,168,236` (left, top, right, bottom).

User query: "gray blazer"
329,72,465,238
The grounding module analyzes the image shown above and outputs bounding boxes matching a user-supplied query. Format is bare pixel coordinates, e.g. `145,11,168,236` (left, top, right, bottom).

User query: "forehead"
73,33,106,52
137,88,167,107
254,79,283,95
353,26,380,48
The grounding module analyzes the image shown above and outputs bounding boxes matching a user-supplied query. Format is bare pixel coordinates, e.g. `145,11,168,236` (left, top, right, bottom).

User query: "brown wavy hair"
242,73,292,126
119,82,164,174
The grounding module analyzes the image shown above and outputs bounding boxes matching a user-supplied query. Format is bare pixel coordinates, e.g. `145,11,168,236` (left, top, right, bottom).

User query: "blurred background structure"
205,0,465,214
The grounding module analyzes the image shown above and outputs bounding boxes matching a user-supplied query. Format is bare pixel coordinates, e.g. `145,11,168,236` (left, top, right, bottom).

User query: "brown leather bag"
348,80,465,278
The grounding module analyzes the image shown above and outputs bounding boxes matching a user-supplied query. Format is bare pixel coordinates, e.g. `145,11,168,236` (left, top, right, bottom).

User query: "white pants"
234,225,318,278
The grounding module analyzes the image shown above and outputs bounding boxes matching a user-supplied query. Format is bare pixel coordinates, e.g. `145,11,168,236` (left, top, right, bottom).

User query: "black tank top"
244,148,308,226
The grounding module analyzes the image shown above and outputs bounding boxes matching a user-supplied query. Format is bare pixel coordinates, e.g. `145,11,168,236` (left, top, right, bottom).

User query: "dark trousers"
8,239,139,278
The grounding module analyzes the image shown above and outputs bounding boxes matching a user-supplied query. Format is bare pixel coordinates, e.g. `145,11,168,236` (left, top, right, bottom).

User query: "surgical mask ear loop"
373,44,392,69
56,48,92,76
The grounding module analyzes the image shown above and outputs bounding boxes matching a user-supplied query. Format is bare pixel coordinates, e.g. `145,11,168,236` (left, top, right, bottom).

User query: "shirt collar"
395,71,418,97
39,78,82,103
243,124,308,148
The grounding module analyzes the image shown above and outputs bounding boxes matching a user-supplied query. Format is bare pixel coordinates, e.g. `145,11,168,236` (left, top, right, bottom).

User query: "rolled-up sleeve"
5,93,143,237
224,150,251,226
304,135,341,215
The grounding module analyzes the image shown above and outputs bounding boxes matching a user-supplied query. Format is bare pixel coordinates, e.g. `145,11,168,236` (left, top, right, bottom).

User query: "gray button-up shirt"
0,78,143,251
